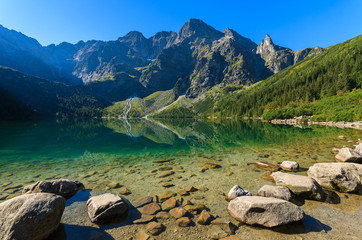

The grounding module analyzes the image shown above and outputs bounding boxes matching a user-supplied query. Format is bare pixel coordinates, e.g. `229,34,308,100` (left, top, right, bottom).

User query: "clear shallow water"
0,119,361,240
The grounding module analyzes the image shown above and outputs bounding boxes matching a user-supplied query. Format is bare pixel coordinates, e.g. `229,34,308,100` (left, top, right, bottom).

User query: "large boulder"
23,179,84,199
307,163,361,193
0,193,65,240
86,193,129,224
335,147,362,163
227,196,305,227
271,172,325,201
257,185,292,201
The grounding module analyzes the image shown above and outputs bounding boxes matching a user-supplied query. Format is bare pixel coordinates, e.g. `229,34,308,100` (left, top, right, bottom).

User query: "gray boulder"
23,179,84,199
86,193,129,224
307,163,361,193
226,185,251,201
227,196,305,227
355,143,362,155
257,185,292,201
0,193,65,240
335,147,362,163
271,172,325,201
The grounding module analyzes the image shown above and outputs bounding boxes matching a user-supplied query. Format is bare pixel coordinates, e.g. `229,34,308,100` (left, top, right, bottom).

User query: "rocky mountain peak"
175,18,223,43
263,34,273,45
221,27,257,50
119,31,147,43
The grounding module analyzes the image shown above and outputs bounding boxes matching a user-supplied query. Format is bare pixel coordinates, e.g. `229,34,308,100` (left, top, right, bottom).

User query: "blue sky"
0,0,361,51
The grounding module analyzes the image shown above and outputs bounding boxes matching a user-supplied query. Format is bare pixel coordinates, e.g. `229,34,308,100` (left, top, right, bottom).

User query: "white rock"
271,171,325,201
280,161,299,171
227,196,305,227
307,163,361,193
226,185,251,200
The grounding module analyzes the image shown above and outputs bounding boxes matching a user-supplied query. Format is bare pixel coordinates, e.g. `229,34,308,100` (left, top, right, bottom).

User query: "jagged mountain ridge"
0,19,324,103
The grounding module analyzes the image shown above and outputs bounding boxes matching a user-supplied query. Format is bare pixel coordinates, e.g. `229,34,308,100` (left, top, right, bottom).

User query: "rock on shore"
280,161,299,171
257,185,292,201
0,193,65,240
271,172,325,201
23,179,84,199
86,193,129,224
307,163,361,193
335,147,362,163
227,196,305,227
226,185,251,201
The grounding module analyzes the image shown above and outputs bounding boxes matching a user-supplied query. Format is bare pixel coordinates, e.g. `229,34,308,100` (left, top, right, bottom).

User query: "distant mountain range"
0,18,360,120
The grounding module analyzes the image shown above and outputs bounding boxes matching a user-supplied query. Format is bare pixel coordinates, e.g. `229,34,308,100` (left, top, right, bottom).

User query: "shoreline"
268,118,362,130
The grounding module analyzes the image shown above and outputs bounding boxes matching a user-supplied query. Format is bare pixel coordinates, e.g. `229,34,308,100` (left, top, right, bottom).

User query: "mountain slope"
150,35,361,121
0,66,108,119
216,35,362,120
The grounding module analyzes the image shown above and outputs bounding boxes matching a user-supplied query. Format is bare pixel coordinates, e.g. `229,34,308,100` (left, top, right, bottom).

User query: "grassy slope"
104,90,176,118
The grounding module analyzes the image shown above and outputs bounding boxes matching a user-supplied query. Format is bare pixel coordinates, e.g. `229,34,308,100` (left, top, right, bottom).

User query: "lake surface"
0,119,361,239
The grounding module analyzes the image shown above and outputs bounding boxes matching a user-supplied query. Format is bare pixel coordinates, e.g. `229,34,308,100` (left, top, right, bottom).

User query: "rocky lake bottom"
0,119,361,240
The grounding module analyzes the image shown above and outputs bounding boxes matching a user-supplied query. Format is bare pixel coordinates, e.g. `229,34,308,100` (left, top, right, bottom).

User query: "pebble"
196,210,212,225
133,215,155,224
177,189,189,196
211,218,237,234
156,211,170,219
184,205,198,214
224,172,234,176
118,187,132,195
169,207,187,219
185,186,197,192
161,197,177,211
134,229,152,240
157,171,174,178
159,166,173,171
176,217,191,227
159,191,176,201
162,182,174,188
146,222,164,236
201,163,221,169
133,196,153,208
106,182,121,189
141,202,161,215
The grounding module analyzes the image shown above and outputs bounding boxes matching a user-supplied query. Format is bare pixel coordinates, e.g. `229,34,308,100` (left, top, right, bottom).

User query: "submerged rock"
335,147,362,163
227,196,305,227
86,193,129,224
141,202,161,215
257,185,292,201
0,193,65,240
271,172,325,201
169,207,187,219
211,218,237,234
23,179,84,199
146,222,164,236
176,217,192,227
133,196,153,208
307,163,361,193
161,197,177,211
197,210,212,225
201,163,221,169
280,161,299,171
226,185,251,201
253,162,279,171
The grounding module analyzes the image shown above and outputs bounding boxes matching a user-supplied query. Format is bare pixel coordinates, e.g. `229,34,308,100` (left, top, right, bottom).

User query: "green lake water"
0,119,361,239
